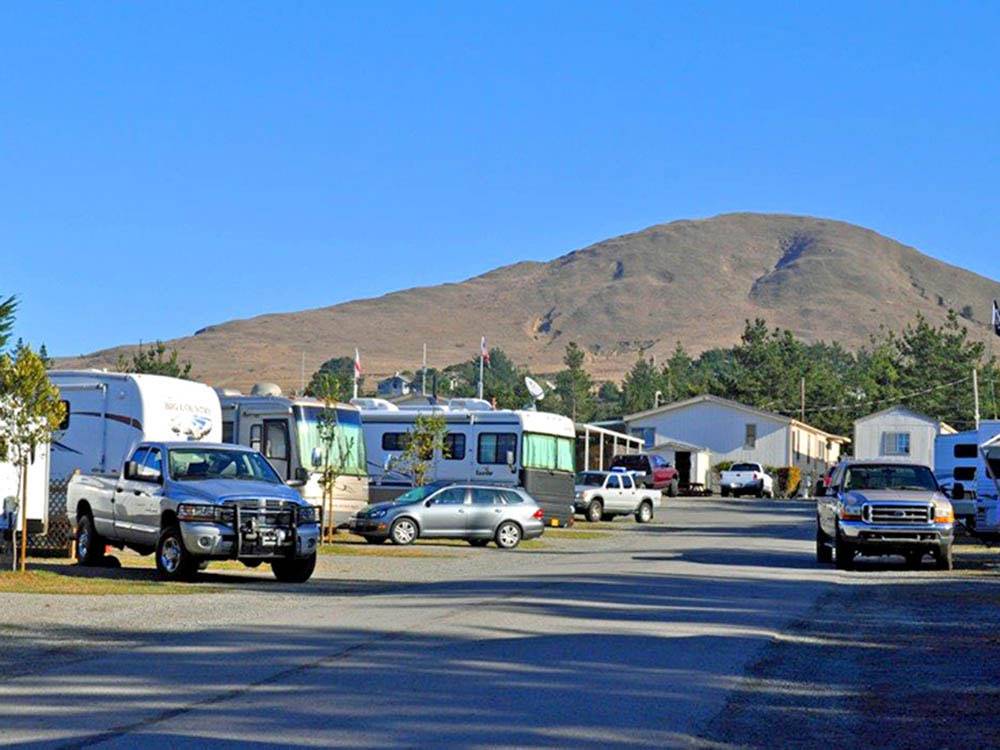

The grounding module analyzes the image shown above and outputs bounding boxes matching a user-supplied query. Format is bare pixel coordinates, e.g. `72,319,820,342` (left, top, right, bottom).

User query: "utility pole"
973,368,980,430
800,377,806,423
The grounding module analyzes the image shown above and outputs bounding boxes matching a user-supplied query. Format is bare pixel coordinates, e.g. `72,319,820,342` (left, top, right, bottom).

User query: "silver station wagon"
348,481,545,549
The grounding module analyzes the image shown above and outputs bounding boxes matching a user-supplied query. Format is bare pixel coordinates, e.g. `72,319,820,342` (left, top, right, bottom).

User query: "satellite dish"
525,376,545,401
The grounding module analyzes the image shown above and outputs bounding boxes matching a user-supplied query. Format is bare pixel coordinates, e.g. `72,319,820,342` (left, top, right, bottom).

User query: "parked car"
68,442,321,582
608,454,679,496
348,482,545,549
720,462,774,498
573,470,661,523
815,460,955,570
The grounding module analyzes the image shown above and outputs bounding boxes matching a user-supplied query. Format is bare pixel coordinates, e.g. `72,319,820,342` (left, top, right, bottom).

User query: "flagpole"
353,348,360,400
478,348,484,400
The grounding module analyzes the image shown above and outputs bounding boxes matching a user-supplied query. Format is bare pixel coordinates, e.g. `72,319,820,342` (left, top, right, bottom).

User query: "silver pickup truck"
68,441,321,582
815,460,954,570
573,470,661,523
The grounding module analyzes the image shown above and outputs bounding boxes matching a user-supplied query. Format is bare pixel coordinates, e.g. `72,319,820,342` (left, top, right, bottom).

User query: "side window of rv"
222,421,235,444
444,433,466,461
382,433,410,452
954,444,978,459
58,400,70,430
954,467,976,481
250,425,262,452
478,433,517,465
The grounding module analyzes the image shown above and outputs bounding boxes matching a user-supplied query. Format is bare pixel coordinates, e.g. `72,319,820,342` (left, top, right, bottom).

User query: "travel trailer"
354,398,576,525
42,371,222,549
973,433,1000,538
218,387,368,523
0,442,51,537
934,420,1000,522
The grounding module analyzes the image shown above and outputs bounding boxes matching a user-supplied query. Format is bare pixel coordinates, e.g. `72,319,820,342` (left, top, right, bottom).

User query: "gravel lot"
1,498,998,748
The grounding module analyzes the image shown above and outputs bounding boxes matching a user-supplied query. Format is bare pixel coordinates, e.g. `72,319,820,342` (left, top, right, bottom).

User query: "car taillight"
532,508,544,519
752,472,758,480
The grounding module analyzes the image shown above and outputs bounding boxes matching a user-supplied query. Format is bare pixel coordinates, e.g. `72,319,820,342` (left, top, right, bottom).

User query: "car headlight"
932,504,954,524
369,509,387,519
297,505,320,524
839,501,863,521
177,503,217,522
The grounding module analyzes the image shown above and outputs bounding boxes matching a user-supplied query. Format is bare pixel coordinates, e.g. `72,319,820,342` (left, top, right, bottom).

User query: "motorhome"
42,371,222,549
354,398,576,526
974,433,1000,538
934,420,1000,522
218,386,368,524
0,442,51,538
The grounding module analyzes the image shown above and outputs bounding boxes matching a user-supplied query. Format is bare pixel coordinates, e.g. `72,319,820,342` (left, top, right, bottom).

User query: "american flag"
481,336,490,366
354,348,362,378
993,300,1000,338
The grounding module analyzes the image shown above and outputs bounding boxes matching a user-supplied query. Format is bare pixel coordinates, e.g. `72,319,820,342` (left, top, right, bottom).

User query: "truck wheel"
834,533,854,570
635,501,654,524
935,544,953,571
75,514,105,566
586,500,603,523
815,522,833,563
389,517,418,545
494,521,522,549
667,480,679,498
155,525,200,581
272,553,317,583
721,488,730,498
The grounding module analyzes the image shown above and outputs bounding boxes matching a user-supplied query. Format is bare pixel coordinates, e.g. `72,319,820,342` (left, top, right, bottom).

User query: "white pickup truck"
720,462,774,498
573,470,661,523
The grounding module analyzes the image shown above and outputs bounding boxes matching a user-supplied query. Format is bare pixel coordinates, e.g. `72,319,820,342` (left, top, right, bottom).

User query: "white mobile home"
625,394,848,475
356,399,577,525
219,388,369,523
40,371,222,550
853,406,955,467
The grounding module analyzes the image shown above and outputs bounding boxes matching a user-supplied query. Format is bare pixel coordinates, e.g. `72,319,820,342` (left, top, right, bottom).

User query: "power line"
765,374,972,417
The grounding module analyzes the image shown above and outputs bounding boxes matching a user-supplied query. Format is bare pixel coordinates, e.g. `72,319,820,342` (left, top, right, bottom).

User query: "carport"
575,423,643,471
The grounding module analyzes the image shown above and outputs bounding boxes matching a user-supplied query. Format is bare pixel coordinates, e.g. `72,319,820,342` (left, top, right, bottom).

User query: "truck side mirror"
125,461,138,480
951,483,965,500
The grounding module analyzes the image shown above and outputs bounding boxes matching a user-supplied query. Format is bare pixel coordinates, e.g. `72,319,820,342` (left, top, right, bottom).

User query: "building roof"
853,404,957,434
651,437,710,453
625,393,850,443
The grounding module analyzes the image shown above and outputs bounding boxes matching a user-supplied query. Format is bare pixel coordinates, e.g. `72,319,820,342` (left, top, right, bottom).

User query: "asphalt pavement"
1,498,997,749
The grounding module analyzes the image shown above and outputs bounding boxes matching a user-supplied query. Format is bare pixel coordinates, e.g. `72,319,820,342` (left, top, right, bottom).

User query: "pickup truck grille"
864,504,930,524
223,499,294,527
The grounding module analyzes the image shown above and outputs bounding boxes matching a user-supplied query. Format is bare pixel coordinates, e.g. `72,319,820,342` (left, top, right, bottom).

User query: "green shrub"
774,466,802,499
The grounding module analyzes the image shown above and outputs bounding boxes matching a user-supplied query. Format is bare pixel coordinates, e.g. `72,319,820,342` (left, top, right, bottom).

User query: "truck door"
604,474,623,511
114,447,148,540
263,419,291,481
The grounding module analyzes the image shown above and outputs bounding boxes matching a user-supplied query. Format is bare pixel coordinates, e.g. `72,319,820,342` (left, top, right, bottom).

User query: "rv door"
263,419,291,480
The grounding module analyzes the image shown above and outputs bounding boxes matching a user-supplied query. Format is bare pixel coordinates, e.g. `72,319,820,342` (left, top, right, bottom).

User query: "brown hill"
59,213,1000,391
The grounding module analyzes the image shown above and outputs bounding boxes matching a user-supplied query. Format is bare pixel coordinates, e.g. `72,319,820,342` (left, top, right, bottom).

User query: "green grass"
0,570,222,595
543,527,610,539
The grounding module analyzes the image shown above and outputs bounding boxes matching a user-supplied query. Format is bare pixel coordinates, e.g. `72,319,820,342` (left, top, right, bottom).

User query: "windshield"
576,472,605,486
294,406,367,476
168,448,282,483
843,464,939,492
731,463,758,472
392,482,450,505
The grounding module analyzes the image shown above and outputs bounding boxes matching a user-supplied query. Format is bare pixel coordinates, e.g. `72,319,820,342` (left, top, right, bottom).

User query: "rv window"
58,400,70,430
954,444,978,459
250,424,262,452
382,433,410,452
478,433,517,465
444,433,466,461
954,467,976,481
222,421,234,444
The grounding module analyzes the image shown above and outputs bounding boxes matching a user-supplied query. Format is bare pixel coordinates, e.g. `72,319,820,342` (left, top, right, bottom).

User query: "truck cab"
69,441,321,582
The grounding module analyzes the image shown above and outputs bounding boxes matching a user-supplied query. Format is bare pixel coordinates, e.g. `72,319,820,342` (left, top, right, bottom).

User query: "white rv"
934,420,1000,522
0,442,51,538
42,371,222,549
974,433,1000,538
355,398,576,525
218,387,368,523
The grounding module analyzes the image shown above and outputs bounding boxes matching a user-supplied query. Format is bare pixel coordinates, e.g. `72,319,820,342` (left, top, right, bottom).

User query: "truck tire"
75,514,105,566
834,532,854,570
155,525,201,581
272,553,317,583
635,501,654,524
815,522,833,563
935,544,953,571
586,500,603,523
754,482,764,499
721,487,730,498
667,480,679,498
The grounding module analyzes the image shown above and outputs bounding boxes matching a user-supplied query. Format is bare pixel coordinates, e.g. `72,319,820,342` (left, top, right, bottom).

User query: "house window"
954,444,978,459
881,432,910,456
744,423,757,449
630,428,655,449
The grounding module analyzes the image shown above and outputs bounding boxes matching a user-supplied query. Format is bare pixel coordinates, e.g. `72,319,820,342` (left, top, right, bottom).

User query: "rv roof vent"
447,398,494,412
250,382,283,397
215,387,243,397
350,397,399,411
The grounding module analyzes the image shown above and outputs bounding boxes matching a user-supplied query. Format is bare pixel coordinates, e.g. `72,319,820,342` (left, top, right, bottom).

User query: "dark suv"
608,454,679,496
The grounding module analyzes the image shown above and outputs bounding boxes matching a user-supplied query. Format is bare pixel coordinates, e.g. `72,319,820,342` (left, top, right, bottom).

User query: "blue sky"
3,1,998,355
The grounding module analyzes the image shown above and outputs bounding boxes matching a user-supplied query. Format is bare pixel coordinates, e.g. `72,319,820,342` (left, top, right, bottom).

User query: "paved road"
1,498,997,748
